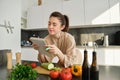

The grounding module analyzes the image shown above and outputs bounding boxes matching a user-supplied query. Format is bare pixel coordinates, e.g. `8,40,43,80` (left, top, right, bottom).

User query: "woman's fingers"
32,43,39,50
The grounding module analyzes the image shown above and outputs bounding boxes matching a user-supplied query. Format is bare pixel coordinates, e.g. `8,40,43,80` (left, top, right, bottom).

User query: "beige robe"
44,31,82,67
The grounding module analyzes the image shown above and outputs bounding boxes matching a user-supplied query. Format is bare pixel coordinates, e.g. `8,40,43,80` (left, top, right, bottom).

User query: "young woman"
32,11,82,67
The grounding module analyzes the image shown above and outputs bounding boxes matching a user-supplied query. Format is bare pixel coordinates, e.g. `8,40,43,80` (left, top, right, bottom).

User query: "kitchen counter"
22,45,120,49
77,45,120,49
0,60,120,80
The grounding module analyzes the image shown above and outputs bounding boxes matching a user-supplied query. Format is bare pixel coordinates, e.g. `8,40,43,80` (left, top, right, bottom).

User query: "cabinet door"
43,0,62,28
104,49,114,65
114,49,120,66
97,49,106,65
63,0,85,27
84,0,110,24
27,6,44,29
21,48,38,61
109,0,120,23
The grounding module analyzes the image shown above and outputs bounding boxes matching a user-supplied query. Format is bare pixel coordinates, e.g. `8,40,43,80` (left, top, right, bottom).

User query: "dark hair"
49,11,69,32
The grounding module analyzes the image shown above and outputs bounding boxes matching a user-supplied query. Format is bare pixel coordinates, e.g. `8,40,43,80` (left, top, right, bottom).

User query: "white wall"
0,0,21,59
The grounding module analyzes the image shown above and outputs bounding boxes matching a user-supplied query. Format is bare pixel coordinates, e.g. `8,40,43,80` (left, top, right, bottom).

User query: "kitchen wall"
0,0,21,59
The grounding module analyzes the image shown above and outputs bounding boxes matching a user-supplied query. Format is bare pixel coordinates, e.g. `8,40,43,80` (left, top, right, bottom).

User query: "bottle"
16,52,21,64
7,52,12,69
90,51,99,80
38,0,42,6
82,49,90,80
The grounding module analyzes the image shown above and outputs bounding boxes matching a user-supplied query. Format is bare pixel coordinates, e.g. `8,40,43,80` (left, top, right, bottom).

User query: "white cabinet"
109,0,120,23
104,49,114,65
84,0,110,24
27,0,84,29
21,48,38,61
43,0,62,28
96,49,106,65
80,48,107,65
114,49,120,65
79,47,120,66
27,6,44,29
27,0,120,29
27,0,62,29
62,0,85,27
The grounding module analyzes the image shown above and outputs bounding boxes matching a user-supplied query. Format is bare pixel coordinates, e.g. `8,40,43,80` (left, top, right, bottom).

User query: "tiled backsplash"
77,26,120,45
21,26,120,46
80,33,104,45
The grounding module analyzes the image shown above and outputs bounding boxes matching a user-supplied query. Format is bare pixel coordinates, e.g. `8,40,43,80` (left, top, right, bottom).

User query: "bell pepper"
71,64,82,76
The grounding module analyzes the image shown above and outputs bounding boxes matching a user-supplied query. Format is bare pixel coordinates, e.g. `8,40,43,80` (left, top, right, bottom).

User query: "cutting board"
33,66,50,75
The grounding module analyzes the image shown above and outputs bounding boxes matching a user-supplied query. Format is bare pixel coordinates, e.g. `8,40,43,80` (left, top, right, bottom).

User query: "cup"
103,35,109,47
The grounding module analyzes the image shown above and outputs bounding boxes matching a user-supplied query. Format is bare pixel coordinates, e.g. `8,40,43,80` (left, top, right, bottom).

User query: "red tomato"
61,68,72,73
60,68,72,80
31,62,37,68
49,70,60,79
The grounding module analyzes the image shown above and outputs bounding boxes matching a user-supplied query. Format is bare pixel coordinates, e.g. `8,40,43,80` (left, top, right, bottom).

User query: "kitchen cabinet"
104,49,114,65
109,0,120,23
99,48,120,66
21,48,38,61
114,48,120,65
78,47,120,66
27,6,44,29
26,0,120,29
27,0,84,29
27,0,62,29
79,48,106,65
43,0,63,28
84,0,110,24
62,0,85,27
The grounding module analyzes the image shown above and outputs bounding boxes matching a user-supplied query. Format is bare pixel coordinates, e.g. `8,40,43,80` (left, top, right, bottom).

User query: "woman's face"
48,17,64,36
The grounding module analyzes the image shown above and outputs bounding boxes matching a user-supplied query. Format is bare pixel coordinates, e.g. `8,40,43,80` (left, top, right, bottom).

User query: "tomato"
49,70,60,79
61,68,72,73
60,68,72,80
31,62,37,68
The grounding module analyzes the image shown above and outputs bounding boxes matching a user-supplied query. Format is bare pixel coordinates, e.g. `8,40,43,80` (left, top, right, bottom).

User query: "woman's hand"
45,45,61,56
32,43,39,50
38,53,47,63
46,44,65,65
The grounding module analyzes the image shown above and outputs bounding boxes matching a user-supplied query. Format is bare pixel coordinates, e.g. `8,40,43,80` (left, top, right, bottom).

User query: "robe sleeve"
63,35,82,67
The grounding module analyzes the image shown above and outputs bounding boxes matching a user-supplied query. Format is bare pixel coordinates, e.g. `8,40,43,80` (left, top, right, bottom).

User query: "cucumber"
51,67,61,71
41,63,54,70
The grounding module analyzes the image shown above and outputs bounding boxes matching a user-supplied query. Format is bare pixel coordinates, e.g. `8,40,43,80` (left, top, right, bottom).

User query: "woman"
33,11,82,67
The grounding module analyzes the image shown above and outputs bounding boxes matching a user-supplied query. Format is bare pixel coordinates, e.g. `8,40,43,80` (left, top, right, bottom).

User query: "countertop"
77,45,120,49
0,60,120,80
21,45,120,49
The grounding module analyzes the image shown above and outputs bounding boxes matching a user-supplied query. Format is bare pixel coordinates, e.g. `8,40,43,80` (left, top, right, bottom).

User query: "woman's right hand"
32,43,39,50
